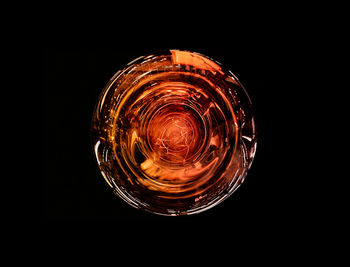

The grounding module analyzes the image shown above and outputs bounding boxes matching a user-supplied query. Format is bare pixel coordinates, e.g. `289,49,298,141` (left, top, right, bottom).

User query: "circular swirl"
91,50,257,216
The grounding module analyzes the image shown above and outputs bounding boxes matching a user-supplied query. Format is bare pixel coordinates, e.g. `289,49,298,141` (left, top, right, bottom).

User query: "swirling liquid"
91,50,256,215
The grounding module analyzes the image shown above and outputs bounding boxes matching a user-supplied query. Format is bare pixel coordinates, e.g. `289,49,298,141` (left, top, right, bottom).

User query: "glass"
91,50,257,216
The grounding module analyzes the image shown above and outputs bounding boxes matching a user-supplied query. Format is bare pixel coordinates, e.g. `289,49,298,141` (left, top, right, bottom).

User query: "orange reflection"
171,50,222,73
92,50,256,216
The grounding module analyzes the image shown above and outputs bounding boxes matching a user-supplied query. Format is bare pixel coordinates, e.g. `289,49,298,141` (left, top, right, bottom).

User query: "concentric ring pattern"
91,50,257,215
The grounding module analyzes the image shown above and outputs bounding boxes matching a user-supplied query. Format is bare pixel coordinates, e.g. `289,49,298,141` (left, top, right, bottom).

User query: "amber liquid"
92,50,256,215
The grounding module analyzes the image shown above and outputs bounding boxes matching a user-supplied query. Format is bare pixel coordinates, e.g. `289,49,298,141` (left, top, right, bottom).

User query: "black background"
35,1,344,261
44,48,299,220
43,18,313,247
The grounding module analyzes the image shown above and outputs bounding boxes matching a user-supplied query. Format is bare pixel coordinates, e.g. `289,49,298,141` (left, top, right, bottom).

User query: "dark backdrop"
44,41,303,236
38,1,334,260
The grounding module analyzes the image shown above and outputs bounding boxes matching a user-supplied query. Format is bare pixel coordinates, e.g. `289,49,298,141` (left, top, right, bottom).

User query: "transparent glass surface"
91,50,257,216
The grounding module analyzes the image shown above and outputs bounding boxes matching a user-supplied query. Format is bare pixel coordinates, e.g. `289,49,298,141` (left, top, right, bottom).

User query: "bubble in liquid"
91,50,257,216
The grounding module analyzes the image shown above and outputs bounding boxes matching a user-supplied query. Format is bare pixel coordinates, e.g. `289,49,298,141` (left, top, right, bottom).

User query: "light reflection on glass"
91,50,257,216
